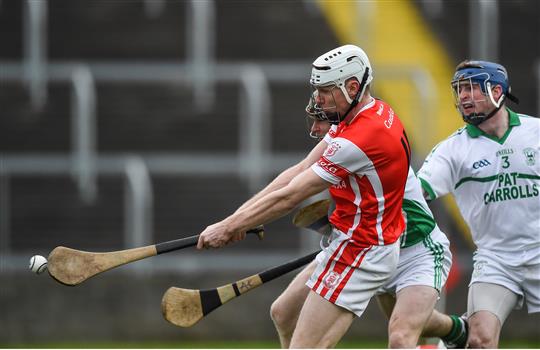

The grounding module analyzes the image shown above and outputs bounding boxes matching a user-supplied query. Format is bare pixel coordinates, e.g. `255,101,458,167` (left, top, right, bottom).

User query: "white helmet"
310,44,373,104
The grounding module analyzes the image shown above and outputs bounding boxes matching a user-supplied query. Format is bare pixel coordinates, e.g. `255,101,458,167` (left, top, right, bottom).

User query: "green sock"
441,315,467,345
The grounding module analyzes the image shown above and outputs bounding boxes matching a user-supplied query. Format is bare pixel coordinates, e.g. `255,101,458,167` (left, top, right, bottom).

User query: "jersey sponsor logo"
323,270,342,289
472,159,491,169
523,147,537,166
484,183,539,204
317,158,339,175
483,172,540,204
324,141,341,157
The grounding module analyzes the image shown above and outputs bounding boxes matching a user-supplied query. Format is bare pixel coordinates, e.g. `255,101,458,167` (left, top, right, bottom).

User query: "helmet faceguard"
306,90,332,141
451,60,519,125
306,86,341,125
310,45,373,124
305,91,328,139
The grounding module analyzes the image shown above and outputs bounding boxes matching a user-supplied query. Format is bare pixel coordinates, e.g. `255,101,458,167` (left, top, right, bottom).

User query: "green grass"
3,339,539,348
2,341,378,349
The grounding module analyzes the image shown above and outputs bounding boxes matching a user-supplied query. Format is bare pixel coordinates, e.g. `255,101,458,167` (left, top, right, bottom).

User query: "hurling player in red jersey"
198,44,410,348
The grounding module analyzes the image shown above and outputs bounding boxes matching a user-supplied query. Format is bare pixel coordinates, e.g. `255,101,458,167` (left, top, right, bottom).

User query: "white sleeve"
322,124,338,144
417,141,457,200
311,137,370,185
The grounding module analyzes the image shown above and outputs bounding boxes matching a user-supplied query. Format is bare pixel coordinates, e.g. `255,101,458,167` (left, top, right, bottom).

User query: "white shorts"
306,229,400,318
377,228,452,295
467,282,519,324
469,249,540,313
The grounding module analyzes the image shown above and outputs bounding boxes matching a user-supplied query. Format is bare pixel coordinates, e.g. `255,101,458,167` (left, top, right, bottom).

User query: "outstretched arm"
198,168,330,249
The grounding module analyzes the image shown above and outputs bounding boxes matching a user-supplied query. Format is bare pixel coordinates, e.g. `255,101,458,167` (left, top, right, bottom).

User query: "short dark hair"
455,59,484,70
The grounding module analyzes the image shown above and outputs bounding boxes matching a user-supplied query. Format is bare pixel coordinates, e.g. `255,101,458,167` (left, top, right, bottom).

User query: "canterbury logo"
472,159,491,169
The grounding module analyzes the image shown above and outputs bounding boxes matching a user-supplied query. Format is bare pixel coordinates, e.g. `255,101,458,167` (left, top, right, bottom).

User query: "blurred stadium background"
0,0,539,347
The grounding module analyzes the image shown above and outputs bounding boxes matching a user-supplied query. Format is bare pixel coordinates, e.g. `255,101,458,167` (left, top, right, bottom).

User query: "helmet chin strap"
463,95,506,126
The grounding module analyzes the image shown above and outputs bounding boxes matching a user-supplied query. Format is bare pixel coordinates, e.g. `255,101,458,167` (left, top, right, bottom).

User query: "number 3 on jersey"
502,156,510,169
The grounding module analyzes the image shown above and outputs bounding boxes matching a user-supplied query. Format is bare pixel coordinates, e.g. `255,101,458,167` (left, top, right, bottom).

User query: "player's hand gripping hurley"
47,227,264,286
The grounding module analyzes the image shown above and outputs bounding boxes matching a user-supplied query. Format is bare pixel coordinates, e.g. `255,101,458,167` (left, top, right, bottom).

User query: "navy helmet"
451,60,519,125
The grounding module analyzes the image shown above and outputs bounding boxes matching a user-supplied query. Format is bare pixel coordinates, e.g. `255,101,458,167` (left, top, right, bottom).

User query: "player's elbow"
278,170,328,212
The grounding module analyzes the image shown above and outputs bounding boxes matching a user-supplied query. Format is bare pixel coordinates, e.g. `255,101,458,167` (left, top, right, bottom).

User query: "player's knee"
388,316,421,348
270,298,292,328
467,326,497,349
467,332,496,349
468,314,499,348
269,299,281,324
388,329,417,349
291,334,337,349
467,335,484,348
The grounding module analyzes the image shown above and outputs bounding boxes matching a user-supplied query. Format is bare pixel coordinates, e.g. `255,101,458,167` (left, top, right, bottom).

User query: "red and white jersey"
311,98,410,246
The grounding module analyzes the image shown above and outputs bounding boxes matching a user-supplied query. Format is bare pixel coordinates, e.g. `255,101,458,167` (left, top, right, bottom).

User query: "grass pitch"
3,339,540,348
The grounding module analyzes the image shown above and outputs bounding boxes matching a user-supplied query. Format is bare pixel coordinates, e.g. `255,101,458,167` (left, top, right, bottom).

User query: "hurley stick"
47,227,264,286
292,199,331,234
161,250,320,327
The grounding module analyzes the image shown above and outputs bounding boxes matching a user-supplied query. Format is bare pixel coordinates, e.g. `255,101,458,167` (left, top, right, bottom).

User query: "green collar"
465,108,521,144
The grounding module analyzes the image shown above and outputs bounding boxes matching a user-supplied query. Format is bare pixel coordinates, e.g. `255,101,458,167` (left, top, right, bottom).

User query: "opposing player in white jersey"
269,98,465,349
418,60,540,348
198,44,410,347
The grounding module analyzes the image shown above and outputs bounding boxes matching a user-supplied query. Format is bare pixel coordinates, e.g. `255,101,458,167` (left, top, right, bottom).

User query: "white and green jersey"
418,109,540,263
401,167,438,247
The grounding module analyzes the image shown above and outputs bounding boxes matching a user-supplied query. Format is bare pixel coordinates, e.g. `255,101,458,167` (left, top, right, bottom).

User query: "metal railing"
0,155,155,259
0,59,309,271
0,59,437,236
20,0,218,112
0,61,438,272
23,0,47,111
0,60,311,83
2,0,442,273
470,0,499,61
239,66,272,193
71,66,97,204
187,0,216,113
124,157,153,250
